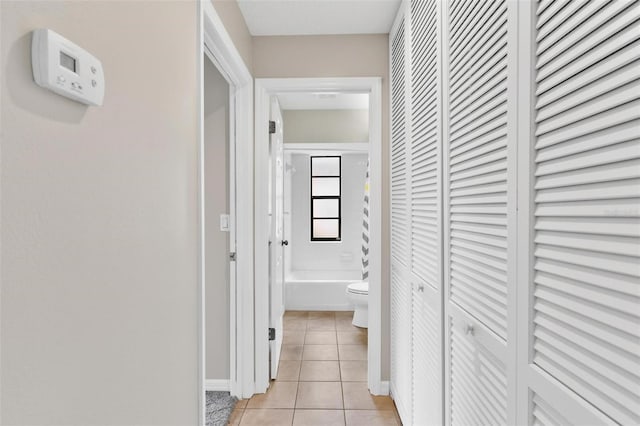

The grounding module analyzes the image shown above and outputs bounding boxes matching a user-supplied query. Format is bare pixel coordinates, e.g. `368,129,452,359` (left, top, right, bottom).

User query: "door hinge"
229,252,237,261
269,328,276,341
269,120,276,134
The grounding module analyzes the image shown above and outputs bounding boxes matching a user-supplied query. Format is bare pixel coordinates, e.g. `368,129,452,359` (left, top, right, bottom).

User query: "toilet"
346,281,369,328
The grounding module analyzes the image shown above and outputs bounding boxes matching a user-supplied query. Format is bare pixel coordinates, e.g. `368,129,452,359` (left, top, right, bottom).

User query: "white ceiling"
277,92,369,110
237,0,402,36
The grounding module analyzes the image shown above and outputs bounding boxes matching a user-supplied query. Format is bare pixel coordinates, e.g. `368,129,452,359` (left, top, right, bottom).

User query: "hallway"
229,311,400,425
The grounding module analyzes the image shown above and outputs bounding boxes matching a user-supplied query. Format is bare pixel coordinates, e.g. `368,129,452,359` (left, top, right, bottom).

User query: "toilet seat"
347,281,369,295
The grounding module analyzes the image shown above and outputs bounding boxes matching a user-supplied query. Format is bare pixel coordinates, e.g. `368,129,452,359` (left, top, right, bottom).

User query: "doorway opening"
254,78,385,401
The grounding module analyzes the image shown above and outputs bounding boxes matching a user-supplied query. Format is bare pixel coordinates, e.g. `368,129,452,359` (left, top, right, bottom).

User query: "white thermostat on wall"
32,29,105,106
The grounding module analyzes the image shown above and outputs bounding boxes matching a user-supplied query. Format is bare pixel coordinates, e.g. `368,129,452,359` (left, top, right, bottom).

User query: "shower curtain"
362,159,370,281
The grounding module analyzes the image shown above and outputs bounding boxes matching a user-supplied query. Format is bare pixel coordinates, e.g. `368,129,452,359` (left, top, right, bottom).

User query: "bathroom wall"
253,34,390,380
283,109,369,143
204,57,230,381
1,1,199,424
289,153,368,274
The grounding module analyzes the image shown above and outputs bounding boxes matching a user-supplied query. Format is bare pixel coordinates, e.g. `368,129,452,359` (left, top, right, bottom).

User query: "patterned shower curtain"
362,159,370,281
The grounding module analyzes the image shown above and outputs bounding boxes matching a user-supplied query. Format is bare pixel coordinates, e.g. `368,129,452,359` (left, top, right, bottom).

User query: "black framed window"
310,156,341,241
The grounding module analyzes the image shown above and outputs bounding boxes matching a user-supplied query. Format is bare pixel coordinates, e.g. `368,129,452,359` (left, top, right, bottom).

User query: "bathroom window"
310,156,341,241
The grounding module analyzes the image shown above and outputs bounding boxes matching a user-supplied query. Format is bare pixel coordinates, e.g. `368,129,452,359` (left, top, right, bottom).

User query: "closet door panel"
389,8,413,424
412,281,441,426
409,0,444,424
444,0,517,424
410,0,441,290
523,0,640,424
391,14,410,268
449,306,507,426
446,0,510,342
391,264,412,422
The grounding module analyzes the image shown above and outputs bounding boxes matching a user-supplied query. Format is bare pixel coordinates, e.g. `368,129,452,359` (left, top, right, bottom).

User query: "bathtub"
285,270,361,311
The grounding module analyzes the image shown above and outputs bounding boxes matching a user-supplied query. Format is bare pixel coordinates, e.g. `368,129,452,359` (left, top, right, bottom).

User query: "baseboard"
369,380,390,396
285,304,352,311
205,379,230,392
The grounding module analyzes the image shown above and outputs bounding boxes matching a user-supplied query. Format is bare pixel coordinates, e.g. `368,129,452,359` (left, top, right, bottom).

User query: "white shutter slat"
412,283,441,426
536,0,605,48
536,0,570,30
536,119,640,162
536,42,640,110
536,61,639,123
450,316,507,426
411,0,440,289
535,0,589,46
536,2,640,81
391,17,409,267
390,264,412,423
532,393,572,426
536,25,640,95
450,0,503,63
532,1,640,423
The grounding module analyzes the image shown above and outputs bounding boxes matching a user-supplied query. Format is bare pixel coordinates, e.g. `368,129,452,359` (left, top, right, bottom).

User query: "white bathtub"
285,270,361,311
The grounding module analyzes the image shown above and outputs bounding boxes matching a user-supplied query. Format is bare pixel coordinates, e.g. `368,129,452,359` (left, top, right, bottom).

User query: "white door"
443,0,517,424
389,9,413,424
269,96,285,379
518,1,640,424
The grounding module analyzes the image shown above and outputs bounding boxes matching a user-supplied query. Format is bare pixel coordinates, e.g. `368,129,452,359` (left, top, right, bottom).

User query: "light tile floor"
229,311,401,425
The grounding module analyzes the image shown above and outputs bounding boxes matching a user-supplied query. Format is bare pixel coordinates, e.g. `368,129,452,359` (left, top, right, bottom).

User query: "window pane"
312,178,340,196
313,199,339,218
311,157,340,176
313,219,339,239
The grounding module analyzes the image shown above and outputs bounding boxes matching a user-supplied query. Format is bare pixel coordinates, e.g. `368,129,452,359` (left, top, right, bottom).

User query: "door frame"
254,77,384,395
199,2,255,423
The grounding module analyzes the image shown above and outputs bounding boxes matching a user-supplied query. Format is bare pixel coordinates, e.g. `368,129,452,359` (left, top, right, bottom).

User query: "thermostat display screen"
60,51,76,73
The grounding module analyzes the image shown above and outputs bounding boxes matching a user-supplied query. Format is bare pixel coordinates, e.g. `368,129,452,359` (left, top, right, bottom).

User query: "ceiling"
237,0,402,36
277,92,369,110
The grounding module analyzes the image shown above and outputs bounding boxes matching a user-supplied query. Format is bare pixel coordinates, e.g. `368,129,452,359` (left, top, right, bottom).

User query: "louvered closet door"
390,9,413,424
409,0,443,424
444,0,517,424
520,1,640,424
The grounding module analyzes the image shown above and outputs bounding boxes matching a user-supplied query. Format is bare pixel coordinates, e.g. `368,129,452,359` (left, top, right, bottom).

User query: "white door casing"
254,77,383,395
269,96,285,379
201,1,255,411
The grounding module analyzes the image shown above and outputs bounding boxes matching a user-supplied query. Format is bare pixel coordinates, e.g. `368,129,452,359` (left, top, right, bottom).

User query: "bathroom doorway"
254,78,385,398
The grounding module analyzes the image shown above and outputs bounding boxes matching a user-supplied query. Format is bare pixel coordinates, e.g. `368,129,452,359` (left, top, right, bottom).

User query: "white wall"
1,1,199,424
204,57,230,381
289,153,368,275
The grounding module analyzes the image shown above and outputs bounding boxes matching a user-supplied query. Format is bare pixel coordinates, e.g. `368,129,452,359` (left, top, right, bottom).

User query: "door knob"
465,323,475,336
281,240,289,246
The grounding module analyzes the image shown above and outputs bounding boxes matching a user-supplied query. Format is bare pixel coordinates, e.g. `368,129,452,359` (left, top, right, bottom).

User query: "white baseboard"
286,303,352,311
205,379,230,392
369,380,390,396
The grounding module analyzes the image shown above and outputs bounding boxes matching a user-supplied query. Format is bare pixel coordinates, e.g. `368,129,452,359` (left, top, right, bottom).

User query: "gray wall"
211,0,253,73
253,34,391,380
1,1,199,424
204,57,230,381
283,110,369,144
